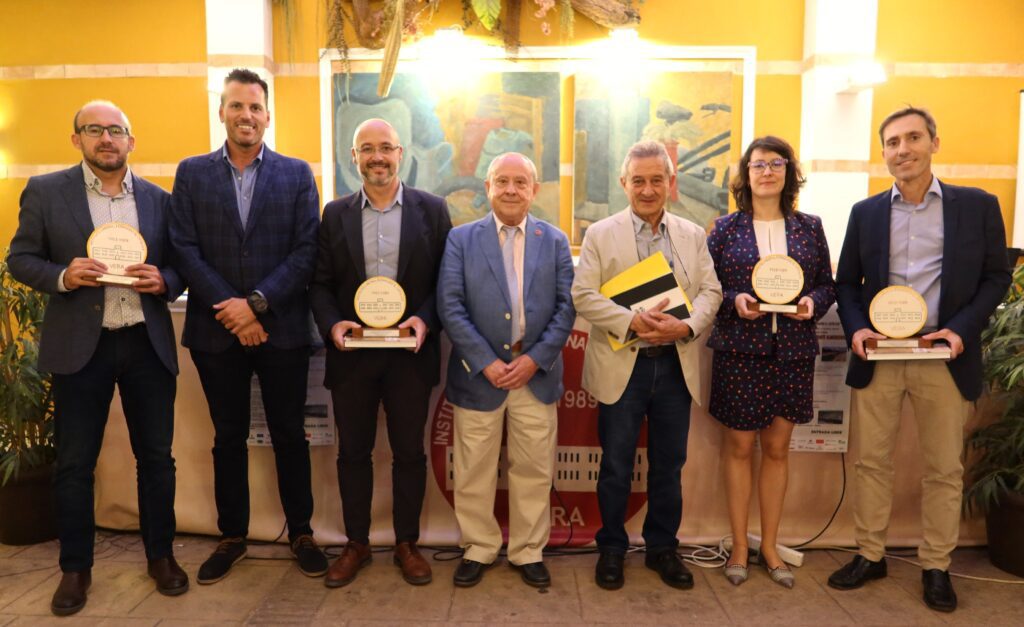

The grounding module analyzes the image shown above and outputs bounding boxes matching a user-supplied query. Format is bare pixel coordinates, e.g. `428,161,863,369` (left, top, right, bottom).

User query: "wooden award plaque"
347,276,416,349
750,254,808,314
86,222,147,286
866,286,950,361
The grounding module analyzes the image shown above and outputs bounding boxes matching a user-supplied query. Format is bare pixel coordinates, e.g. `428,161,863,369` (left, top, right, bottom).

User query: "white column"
799,0,879,262
205,0,276,151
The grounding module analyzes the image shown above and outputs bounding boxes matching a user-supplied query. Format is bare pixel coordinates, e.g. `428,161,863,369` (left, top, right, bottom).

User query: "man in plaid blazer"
169,69,326,584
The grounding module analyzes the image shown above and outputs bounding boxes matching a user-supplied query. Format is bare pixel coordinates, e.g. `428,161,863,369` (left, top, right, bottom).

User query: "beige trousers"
452,386,557,565
851,360,970,570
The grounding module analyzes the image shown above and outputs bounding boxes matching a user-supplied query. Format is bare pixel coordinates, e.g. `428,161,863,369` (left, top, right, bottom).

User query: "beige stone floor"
1,534,1023,625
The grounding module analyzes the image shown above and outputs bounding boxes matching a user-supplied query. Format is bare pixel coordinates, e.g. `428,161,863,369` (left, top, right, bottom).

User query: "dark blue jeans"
595,351,692,554
191,343,314,542
52,325,177,572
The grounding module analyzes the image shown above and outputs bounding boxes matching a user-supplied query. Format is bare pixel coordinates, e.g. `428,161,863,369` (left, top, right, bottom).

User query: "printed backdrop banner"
92,312,986,548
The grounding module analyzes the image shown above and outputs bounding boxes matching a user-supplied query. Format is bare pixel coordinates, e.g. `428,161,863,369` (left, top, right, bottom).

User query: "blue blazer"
706,211,835,360
7,166,185,375
438,213,576,411
169,147,320,352
835,182,1011,400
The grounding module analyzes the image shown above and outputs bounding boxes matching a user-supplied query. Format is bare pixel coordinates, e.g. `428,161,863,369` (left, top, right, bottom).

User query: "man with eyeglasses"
8,100,188,615
310,118,452,587
830,107,1010,612
168,68,327,584
571,139,722,591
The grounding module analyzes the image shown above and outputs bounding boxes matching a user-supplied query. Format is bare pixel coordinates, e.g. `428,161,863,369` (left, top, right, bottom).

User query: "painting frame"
318,43,757,237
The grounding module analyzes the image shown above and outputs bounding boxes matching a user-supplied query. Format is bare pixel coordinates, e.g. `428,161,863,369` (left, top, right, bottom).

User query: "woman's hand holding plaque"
750,254,808,314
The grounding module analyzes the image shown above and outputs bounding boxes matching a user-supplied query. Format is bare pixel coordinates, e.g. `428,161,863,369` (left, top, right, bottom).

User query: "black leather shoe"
922,569,957,612
148,556,189,596
513,561,551,587
197,537,247,584
645,550,694,590
595,551,624,590
827,555,887,590
51,570,91,616
453,559,491,587
291,535,329,577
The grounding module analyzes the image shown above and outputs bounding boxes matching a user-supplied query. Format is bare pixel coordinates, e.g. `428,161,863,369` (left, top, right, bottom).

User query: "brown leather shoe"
393,542,432,585
148,556,190,596
325,541,371,588
51,570,91,616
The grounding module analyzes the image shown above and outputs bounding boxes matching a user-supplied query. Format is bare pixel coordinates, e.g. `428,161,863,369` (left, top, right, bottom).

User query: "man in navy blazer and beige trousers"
169,69,327,583
830,107,1010,612
8,100,188,615
438,153,575,588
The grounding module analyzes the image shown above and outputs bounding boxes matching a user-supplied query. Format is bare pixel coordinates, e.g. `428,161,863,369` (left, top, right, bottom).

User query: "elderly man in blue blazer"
169,69,326,584
830,107,1011,613
8,100,188,615
438,152,575,588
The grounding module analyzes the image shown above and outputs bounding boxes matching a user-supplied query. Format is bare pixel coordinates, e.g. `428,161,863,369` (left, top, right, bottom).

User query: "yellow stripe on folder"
599,252,693,351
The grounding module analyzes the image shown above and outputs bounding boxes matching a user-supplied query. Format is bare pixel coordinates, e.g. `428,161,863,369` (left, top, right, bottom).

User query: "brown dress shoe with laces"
51,570,91,616
325,540,371,588
148,556,190,595
394,542,432,585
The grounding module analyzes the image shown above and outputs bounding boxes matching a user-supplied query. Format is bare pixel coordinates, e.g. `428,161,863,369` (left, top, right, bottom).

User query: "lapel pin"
534,228,542,236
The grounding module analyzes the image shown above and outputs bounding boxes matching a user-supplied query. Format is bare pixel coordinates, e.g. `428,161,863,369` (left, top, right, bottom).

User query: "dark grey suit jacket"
7,165,185,375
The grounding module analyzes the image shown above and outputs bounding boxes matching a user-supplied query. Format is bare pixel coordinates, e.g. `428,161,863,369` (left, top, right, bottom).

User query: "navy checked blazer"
706,210,836,360
169,146,320,352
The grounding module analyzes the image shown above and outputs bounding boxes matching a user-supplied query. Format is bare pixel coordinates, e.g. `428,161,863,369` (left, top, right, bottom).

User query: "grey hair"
620,140,673,180
73,100,131,133
485,152,538,184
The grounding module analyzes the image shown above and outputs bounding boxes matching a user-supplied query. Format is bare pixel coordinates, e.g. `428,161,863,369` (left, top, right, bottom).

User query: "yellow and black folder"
599,251,693,351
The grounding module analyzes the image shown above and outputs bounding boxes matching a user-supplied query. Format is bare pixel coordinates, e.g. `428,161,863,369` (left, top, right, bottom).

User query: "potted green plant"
965,260,1024,577
0,251,57,545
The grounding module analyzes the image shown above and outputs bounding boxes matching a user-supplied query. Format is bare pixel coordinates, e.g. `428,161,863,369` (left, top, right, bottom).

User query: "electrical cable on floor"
239,521,297,561
680,542,730,569
791,452,847,548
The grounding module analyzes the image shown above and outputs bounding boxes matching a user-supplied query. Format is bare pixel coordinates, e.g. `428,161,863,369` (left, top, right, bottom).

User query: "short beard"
361,167,395,187
85,153,126,173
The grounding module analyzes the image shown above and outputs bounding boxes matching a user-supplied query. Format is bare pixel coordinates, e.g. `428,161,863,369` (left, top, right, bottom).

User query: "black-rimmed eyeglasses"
76,124,130,139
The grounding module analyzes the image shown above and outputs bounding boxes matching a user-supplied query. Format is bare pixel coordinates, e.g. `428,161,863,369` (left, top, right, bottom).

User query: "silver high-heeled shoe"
765,562,795,589
724,562,749,586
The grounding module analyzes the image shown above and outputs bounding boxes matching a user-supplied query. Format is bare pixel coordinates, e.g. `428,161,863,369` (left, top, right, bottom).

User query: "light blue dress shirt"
222,143,264,228
889,176,944,331
360,182,404,280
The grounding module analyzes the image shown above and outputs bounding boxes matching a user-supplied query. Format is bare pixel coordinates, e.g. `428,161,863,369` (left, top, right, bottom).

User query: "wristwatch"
247,291,269,315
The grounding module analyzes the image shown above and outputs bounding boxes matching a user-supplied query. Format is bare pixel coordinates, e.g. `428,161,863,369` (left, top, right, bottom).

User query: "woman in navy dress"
706,136,836,588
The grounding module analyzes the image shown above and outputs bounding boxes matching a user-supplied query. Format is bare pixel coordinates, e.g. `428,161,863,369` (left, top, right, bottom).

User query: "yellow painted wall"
1,78,209,165
0,0,206,65
877,0,1024,63
2,0,1021,246
872,0,1024,234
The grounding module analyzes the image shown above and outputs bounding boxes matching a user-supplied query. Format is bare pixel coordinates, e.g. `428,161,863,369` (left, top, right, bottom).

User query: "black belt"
635,344,672,358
